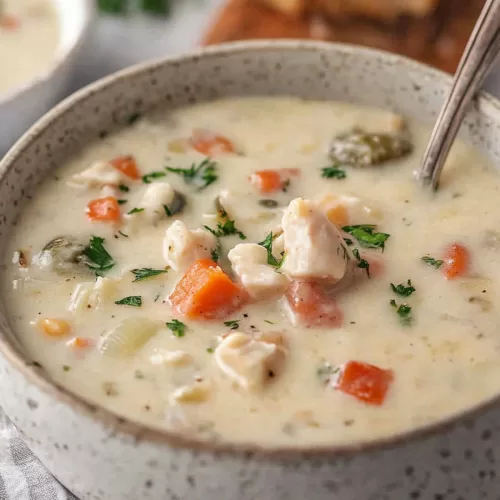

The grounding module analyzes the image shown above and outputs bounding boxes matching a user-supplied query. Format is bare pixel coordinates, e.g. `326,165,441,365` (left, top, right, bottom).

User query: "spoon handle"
419,0,500,190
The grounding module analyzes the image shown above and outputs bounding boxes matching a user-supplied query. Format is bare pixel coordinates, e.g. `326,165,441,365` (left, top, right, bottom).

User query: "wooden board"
201,0,484,74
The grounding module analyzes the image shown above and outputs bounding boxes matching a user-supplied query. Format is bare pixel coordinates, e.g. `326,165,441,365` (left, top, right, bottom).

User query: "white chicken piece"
228,243,288,300
281,198,349,283
69,277,118,313
163,221,217,272
68,161,127,189
318,193,383,227
150,349,193,367
138,182,176,221
215,332,286,391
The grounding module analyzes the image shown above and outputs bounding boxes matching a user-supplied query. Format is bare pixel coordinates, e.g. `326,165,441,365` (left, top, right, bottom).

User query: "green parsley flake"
163,204,172,217
421,256,444,269
131,268,168,282
118,184,129,192
224,319,240,331
342,225,390,250
166,158,218,190
390,280,416,297
352,248,370,278
167,319,186,337
258,232,285,268
321,165,347,179
204,218,246,240
390,299,412,326
115,296,142,307
83,236,115,277
142,171,167,183
127,207,144,215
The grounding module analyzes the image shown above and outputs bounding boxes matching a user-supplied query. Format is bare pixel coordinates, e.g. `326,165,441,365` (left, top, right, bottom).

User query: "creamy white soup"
0,0,59,95
4,97,500,447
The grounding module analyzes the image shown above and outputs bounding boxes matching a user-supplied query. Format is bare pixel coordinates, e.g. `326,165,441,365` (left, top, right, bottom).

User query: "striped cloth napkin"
0,410,75,500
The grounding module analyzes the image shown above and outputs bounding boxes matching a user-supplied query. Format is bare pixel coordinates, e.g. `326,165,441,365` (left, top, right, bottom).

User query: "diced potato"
228,243,288,300
163,221,217,272
98,317,159,357
169,379,211,404
281,198,349,283
69,277,118,313
150,349,193,366
214,332,286,391
318,194,383,226
68,161,127,189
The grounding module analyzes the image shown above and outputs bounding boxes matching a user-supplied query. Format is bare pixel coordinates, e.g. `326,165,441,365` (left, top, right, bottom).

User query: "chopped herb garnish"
117,231,129,238
163,204,172,217
118,184,129,192
321,165,347,179
390,280,415,297
142,171,167,184
115,296,142,307
134,369,145,379
264,320,275,325
344,238,353,246
390,299,412,326
342,225,390,250
97,0,127,13
352,248,370,277
204,218,246,240
167,319,186,337
206,346,215,354
282,179,291,193
117,199,127,205
83,236,115,277
211,241,221,262
63,365,71,372
127,207,144,215
131,268,168,282
258,232,285,268
421,256,443,269
166,158,218,190
224,319,240,331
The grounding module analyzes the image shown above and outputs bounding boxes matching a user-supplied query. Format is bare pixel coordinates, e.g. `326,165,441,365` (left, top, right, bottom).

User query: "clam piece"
35,237,88,275
329,129,413,167
214,332,287,391
98,317,159,357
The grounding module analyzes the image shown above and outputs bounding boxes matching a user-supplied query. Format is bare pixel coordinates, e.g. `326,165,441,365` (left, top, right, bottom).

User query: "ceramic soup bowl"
1,41,500,500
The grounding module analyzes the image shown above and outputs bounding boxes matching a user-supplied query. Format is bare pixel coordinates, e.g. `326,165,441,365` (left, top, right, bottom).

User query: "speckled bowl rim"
0,0,95,105
2,40,500,460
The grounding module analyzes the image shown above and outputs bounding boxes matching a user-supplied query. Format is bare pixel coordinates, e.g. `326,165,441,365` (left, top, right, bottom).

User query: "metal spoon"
418,0,500,190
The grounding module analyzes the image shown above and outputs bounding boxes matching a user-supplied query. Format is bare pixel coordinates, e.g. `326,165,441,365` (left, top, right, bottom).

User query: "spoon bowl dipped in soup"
1,41,500,500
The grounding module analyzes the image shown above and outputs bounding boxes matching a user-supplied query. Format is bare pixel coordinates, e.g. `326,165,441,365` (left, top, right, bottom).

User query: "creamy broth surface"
4,97,500,447
0,0,59,95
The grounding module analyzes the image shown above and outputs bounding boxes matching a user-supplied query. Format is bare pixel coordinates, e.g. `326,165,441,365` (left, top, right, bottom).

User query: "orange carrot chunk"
443,243,470,280
0,14,20,30
190,129,236,156
250,170,283,194
66,337,93,349
169,259,247,320
250,168,300,194
110,155,140,180
286,281,343,328
86,196,121,222
38,318,71,337
337,361,393,406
